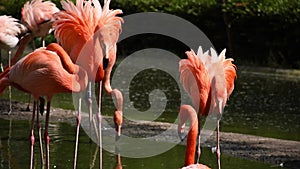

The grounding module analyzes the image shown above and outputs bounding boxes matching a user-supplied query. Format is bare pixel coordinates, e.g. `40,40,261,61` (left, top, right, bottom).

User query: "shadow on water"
0,118,286,169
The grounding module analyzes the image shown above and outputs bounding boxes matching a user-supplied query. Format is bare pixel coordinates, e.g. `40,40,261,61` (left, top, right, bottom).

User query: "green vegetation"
0,0,299,68
110,0,300,68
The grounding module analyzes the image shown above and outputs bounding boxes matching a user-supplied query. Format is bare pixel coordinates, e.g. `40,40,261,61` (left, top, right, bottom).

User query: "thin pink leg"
44,101,51,169
0,49,3,72
74,97,81,169
97,82,103,169
37,98,44,166
197,114,202,163
216,120,221,169
88,82,93,139
30,101,36,169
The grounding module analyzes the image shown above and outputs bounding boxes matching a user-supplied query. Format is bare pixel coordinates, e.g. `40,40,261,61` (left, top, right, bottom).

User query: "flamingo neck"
201,88,212,116
185,113,198,166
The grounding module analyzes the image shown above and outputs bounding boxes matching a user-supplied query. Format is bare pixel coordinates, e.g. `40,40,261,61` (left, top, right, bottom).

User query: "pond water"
222,67,300,141
0,118,284,169
0,65,299,168
1,64,300,142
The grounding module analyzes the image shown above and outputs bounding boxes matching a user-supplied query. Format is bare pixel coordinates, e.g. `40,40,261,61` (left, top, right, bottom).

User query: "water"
0,65,299,168
222,67,300,141
0,66,300,142
0,118,284,169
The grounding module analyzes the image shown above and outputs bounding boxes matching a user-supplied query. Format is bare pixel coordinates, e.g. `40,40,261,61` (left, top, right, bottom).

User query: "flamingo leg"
8,50,12,115
30,101,37,169
87,82,93,140
0,49,3,72
37,98,45,165
44,101,51,169
216,119,221,169
197,114,202,163
97,81,103,169
74,97,82,169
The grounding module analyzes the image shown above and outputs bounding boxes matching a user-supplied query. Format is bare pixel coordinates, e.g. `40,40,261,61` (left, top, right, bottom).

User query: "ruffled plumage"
21,0,59,36
54,0,123,61
179,46,237,115
0,15,27,49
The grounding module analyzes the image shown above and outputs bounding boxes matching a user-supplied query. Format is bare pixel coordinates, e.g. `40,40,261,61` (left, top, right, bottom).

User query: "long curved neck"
46,43,79,74
10,33,33,65
103,47,116,94
46,43,88,92
179,105,198,166
185,118,198,166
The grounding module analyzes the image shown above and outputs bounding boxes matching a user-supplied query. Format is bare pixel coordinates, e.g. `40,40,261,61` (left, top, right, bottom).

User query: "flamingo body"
54,0,123,82
181,164,211,169
0,43,88,169
179,47,236,169
0,15,26,50
53,1,123,167
22,0,59,38
180,47,236,115
2,45,87,99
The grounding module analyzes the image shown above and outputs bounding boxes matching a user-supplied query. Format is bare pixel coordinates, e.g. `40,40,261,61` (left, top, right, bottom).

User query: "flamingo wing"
223,58,237,97
179,49,210,113
6,47,88,98
203,48,236,115
53,0,123,82
53,0,93,61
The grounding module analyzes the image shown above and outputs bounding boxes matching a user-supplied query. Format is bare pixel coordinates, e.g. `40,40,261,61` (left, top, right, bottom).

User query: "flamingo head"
178,123,186,141
114,110,123,141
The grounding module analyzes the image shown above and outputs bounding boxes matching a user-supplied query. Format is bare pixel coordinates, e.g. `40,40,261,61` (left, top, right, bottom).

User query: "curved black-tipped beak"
178,130,185,142
115,125,122,141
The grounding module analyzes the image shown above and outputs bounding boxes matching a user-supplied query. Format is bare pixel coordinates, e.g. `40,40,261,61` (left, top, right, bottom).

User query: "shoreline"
0,98,299,169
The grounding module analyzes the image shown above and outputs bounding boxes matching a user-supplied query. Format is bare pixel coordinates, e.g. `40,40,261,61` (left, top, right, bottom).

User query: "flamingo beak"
115,125,122,141
114,110,123,141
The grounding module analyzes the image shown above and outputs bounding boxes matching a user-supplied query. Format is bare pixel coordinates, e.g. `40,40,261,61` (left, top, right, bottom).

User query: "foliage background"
1,0,299,68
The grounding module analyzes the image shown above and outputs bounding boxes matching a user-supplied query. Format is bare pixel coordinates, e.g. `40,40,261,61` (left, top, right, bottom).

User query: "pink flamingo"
178,105,212,169
53,0,123,168
3,1,60,165
0,43,88,169
0,15,27,69
21,0,59,48
0,15,27,113
179,47,237,169
10,0,59,66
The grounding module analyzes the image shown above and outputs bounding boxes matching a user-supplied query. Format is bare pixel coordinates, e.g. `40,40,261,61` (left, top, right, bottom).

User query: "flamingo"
53,0,123,167
0,15,27,114
179,47,237,169
178,105,212,169
16,1,60,161
10,0,59,66
0,43,88,169
21,0,59,48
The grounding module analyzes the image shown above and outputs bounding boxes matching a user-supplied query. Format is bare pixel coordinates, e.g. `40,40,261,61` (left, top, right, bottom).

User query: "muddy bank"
0,98,299,169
